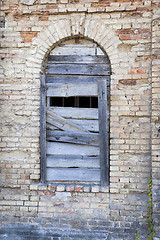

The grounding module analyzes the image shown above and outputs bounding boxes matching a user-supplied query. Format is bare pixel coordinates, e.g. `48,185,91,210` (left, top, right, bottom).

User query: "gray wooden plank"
47,110,88,132
70,119,99,132
46,130,99,146
97,47,104,55
46,75,110,84
46,83,97,97
47,96,50,107
50,44,99,56
51,43,97,48
47,107,98,120
48,55,110,64
46,168,100,182
46,142,99,156
46,156,100,168
46,123,59,131
98,79,109,185
40,75,46,183
46,63,110,76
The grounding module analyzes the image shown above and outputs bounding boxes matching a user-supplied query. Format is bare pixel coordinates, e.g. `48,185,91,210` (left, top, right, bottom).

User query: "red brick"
46,5,58,9
6,174,12,179
14,16,30,22
21,32,38,43
92,3,110,7
119,34,132,40
66,186,74,192
48,186,56,192
39,16,48,21
21,174,30,180
119,80,136,85
137,69,144,74
6,164,12,169
75,186,83,192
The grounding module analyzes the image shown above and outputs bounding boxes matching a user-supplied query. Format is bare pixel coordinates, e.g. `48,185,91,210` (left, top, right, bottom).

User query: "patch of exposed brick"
21,32,38,43
119,80,137,85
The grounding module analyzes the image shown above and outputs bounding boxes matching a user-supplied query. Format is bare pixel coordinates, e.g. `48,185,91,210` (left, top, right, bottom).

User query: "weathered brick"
0,1,159,239
56,186,65,192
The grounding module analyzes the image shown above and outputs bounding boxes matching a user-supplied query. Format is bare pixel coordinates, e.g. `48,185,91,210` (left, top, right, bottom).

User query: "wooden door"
41,39,111,185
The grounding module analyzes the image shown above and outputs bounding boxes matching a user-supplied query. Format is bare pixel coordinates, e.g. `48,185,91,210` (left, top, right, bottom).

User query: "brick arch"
26,14,121,78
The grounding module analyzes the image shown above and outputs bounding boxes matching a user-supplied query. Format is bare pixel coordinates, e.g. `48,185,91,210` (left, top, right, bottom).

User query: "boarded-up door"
41,39,111,185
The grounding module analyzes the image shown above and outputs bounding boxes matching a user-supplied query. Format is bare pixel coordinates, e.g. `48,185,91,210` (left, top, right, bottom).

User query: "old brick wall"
152,1,160,239
0,0,159,239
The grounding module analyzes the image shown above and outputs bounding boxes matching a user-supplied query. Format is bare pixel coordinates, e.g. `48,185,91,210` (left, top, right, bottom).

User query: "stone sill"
30,183,109,193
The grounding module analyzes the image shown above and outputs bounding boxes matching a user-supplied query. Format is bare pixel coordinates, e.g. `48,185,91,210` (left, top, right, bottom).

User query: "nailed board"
50,42,104,56
47,107,99,120
70,119,99,132
46,131,99,146
43,39,110,184
46,83,98,97
46,75,110,84
47,168,101,182
48,55,110,64
46,110,87,132
46,63,110,76
47,142,99,156
46,156,100,168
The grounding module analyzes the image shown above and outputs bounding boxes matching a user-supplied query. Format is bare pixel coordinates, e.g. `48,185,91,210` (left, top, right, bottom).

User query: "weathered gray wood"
48,55,110,64
50,43,102,56
70,119,99,132
46,130,99,146
46,123,59,131
46,75,110,84
46,156,100,168
46,63,110,76
47,107,98,120
44,40,111,184
48,107,108,122
47,142,99,156
40,75,46,183
47,96,50,107
47,110,88,132
46,83,97,97
46,168,100,182
98,79,109,185
97,47,104,55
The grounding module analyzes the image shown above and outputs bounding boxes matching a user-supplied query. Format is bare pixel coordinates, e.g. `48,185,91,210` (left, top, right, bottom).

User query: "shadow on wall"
0,224,137,240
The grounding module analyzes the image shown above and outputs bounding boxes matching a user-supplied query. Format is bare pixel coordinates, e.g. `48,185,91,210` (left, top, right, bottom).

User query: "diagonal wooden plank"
46,110,88,132
46,123,59,131
70,119,99,132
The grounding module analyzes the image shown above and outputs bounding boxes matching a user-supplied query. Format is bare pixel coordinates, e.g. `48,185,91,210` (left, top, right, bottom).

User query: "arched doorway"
40,38,111,185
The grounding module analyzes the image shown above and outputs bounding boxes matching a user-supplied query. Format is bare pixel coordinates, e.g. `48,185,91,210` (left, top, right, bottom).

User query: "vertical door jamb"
40,75,46,183
98,79,109,185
